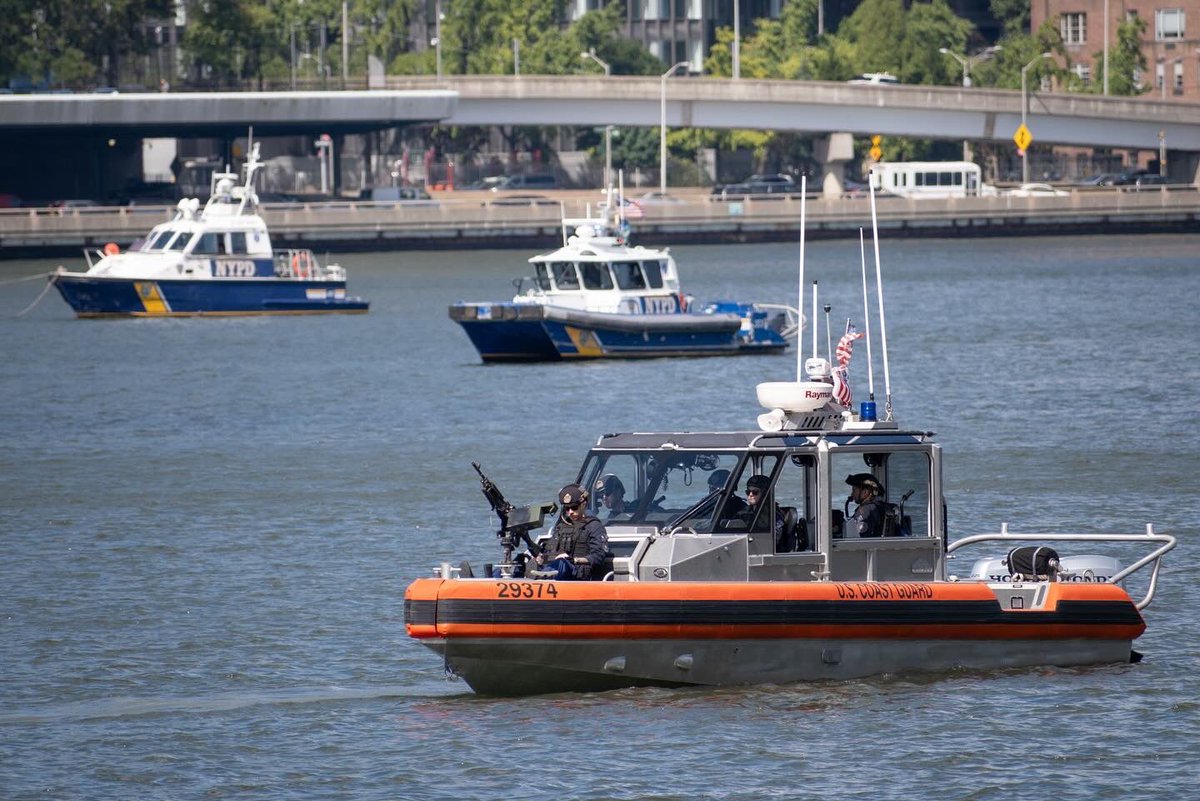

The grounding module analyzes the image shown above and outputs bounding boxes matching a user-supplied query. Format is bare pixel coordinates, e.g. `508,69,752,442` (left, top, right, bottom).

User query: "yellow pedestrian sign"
869,135,883,162
1013,124,1032,152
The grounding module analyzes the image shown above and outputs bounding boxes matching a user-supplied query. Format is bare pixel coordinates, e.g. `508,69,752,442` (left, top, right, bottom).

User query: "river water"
2,233,1198,800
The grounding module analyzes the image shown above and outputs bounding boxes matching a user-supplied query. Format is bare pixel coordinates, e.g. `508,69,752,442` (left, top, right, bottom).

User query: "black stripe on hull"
411,598,1142,629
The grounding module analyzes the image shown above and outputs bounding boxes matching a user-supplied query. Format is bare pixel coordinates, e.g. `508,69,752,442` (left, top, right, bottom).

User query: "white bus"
869,161,997,199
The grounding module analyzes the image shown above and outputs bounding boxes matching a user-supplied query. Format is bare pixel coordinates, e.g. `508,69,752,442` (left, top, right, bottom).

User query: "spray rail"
947,523,1176,610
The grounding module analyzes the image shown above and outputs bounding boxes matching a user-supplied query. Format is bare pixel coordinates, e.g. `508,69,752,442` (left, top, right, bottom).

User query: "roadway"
4,187,1197,258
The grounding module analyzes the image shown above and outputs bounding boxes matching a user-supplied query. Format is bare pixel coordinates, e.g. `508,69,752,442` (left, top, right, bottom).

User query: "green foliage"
1090,15,1148,95
989,0,1031,37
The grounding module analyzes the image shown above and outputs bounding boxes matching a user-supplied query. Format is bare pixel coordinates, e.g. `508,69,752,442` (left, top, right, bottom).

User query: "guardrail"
2,187,1198,257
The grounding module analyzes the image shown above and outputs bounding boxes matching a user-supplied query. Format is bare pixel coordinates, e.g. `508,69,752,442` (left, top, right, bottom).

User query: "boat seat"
590,553,616,581
778,507,799,553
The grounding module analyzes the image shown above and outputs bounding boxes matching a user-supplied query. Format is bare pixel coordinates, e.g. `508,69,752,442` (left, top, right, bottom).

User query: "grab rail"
947,523,1176,610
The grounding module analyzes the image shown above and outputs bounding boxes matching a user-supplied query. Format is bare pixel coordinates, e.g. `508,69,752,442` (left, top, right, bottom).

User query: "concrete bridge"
4,76,1199,150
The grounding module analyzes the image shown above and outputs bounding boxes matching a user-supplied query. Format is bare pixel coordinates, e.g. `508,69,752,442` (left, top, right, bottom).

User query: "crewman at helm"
845,473,886,538
708,469,747,518
594,474,628,519
534,484,609,580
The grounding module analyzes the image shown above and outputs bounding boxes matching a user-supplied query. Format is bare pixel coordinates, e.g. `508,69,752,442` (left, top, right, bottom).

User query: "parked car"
1114,171,1177,190
637,190,686,205
462,177,507,191
848,72,900,85
1076,173,1119,187
489,174,560,191
368,186,438,205
711,173,801,200
1006,183,1070,197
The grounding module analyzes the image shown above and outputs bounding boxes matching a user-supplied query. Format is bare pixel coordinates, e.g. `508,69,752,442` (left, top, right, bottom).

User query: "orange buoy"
103,242,119,256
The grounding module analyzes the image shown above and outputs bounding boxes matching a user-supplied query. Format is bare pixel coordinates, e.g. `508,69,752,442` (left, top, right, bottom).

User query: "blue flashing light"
860,401,877,421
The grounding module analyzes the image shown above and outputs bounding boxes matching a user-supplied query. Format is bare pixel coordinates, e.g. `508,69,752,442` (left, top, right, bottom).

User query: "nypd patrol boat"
448,209,797,361
51,142,368,317
406,182,1175,696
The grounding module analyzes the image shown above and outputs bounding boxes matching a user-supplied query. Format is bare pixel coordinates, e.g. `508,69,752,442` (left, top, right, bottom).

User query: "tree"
1091,15,1148,95
989,0,1031,38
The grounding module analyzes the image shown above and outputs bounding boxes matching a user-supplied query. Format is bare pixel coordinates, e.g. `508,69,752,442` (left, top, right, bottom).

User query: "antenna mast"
796,175,807,381
868,178,893,420
858,228,875,400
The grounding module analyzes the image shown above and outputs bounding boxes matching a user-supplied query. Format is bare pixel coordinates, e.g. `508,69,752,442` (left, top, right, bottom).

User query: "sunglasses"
746,489,761,496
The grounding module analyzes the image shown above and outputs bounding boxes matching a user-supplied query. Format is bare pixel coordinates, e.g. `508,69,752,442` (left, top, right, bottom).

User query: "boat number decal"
496,582,559,599
835,582,934,600
213,259,257,277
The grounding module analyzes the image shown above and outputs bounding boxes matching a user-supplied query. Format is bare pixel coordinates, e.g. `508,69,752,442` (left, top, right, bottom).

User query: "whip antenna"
824,303,832,363
868,176,893,421
811,281,818,358
796,174,807,380
858,227,875,400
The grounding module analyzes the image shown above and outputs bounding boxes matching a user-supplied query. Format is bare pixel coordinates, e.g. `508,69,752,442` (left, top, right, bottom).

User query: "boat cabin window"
579,261,615,290
532,264,553,291
612,262,647,290
830,451,932,538
551,262,580,290
166,231,191,252
145,229,174,251
642,261,666,289
582,451,741,528
191,232,228,255
229,232,248,255
718,454,813,553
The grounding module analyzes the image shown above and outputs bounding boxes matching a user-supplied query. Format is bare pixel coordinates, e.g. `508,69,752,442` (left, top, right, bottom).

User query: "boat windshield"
166,231,191,251
551,262,580,290
612,262,647,290
579,262,615,290
532,264,553,291
642,261,666,289
583,449,820,549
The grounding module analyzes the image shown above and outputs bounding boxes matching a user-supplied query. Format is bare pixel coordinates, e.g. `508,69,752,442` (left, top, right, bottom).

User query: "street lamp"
581,49,613,199
938,45,1002,160
660,60,689,195
937,45,1001,88
432,0,443,79
1021,52,1053,184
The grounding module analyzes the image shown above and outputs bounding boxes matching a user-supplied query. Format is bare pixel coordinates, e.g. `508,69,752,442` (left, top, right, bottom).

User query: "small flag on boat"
833,323,863,407
622,199,644,219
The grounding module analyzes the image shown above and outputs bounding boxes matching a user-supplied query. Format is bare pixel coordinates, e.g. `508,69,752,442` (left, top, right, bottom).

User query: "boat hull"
52,273,369,317
449,302,787,361
405,578,1145,695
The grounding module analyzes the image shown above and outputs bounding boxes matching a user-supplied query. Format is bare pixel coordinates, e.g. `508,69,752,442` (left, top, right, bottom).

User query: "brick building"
1032,0,1200,100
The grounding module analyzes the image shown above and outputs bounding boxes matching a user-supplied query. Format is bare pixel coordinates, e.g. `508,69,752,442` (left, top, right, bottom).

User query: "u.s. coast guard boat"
406,182,1175,696
51,142,368,317
448,209,797,361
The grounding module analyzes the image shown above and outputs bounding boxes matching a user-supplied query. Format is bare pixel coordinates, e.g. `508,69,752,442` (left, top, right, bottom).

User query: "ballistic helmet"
846,473,884,494
594,474,625,497
559,483,588,506
708,469,731,491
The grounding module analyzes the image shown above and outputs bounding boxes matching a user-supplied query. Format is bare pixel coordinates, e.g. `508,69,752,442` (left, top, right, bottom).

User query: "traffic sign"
871,135,882,147
1013,124,1032,152
869,146,883,161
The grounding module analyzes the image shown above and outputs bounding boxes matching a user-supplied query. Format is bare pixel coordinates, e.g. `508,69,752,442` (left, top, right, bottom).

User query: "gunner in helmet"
534,483,609,580
594,474,628,519
708,469,747,517
845,473,886,538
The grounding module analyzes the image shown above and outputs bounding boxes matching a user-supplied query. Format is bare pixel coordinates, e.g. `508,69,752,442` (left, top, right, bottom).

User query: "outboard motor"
1005,546,1060,581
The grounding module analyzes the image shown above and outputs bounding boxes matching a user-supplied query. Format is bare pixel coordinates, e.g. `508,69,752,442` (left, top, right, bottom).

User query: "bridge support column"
814,132,854,198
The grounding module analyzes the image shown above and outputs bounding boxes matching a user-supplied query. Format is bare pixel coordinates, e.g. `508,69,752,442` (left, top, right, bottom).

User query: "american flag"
622,199,644,219
832,323,864,407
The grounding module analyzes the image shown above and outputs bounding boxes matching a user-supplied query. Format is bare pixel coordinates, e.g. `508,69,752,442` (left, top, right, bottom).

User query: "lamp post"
1021,52,1053,184
581,49,613,198
733,1,740,80
937,46,1002,160
432,0,443,79
660,61,689,196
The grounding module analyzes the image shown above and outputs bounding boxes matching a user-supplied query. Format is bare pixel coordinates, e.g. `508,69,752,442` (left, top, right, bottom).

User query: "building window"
1174,60,1184,93
1060,12,1087,44
1071,63,1092,84
1156,61,1165,89
1156,9,1185,39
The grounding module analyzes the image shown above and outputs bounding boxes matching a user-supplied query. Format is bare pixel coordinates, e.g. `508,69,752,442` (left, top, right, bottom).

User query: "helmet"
558,483,589,506
708,469,731,490
746,474,770,493
846,473,884,493
594,474,625,497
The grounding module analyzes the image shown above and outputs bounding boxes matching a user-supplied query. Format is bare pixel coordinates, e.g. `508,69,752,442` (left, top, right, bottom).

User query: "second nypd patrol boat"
448,207,797,361
51,141,368,318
